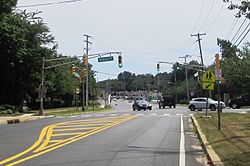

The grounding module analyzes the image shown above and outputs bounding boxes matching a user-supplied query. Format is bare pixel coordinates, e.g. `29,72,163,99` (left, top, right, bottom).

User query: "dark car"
132,99,152,111
158,96,176,109
229,94,250,109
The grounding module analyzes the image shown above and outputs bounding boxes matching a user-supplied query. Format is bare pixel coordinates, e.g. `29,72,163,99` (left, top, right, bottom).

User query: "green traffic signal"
118,55,122,68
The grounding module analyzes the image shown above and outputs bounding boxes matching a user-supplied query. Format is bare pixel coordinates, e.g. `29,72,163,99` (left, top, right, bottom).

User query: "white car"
188,98,225,111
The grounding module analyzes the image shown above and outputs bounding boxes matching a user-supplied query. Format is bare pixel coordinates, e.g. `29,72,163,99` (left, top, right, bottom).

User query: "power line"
16,0,84,8
199,0,216,32
233,22,250,45
226,17,239,40
192,0,206,33
205,3,225,33
236,27,250,47
231,17,247,42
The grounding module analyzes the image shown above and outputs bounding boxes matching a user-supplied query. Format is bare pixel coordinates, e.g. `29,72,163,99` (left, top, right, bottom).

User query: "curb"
191,116,224,166
0,115,55,125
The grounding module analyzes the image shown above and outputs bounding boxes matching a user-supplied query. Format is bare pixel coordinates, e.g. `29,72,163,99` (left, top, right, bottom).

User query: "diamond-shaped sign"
202,70,216,83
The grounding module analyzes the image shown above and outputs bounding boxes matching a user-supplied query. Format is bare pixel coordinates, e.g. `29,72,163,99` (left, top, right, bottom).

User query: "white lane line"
189,114,194,116
137,114,143,116
179,116,185,166
123,114,130,116
69,116,78,118
177,114,183,116
81,115,91,118
109,114,118,116
163,114,170,116
96,114,104,117
55,116,64,119
150,113,157,116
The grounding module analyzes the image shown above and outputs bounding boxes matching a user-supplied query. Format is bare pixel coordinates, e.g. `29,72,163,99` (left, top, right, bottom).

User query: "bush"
179,100,188,104
6,109,13,114
0,104,14,111
52,99,64,108
0,111,8,115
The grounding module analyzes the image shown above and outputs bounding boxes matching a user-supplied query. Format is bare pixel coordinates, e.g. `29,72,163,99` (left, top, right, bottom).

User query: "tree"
0,9,56,107
223,0,250,18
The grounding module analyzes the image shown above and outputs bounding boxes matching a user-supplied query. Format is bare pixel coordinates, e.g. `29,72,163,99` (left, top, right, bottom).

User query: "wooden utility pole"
83,34,92,111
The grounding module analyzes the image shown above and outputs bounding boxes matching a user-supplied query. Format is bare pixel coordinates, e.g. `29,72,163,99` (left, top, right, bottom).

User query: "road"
0,100,207,166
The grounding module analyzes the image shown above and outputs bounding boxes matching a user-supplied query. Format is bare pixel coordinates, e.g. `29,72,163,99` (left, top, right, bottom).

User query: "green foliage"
0,111,8,115
223,0,250,18
6,109,13,114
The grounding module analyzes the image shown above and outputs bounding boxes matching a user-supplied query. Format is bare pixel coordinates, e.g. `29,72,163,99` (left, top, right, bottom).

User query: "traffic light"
71,64,76,75
157,63,160,72
83,68,87,78
215,54,220,70
176,62,180,70
83,55,88,67
118,55,122,68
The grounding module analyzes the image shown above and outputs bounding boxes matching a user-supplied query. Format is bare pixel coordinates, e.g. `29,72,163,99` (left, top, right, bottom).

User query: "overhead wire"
233,22,250,46
205,3,225,33
199,0,216,32
226,17,239,40
231,17,247,42
16,0,84,8
236,28,250,46
192,0,206,33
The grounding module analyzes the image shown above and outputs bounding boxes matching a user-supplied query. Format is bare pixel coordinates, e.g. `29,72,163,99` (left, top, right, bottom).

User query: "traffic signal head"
176,62,180,70
215,54,220,70
118,55,122,68
83,55,88,67
157,63,160,72
71,64,76,75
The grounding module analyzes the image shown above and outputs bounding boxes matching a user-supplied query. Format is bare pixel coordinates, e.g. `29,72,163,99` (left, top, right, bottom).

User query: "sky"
17,0,250,81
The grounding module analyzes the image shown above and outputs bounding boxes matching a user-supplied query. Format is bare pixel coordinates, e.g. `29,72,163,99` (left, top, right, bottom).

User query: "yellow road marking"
52,132,86,136
48,140,63,143
53,127,96,131
0,115,137,166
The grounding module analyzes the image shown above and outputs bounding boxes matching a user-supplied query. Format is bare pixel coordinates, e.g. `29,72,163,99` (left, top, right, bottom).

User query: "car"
188,97,225,111
158,96,176,109
229,94,250,109
132,99,152,111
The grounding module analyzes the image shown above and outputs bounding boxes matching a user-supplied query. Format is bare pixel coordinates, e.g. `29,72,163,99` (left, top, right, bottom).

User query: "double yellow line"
0,115,136,166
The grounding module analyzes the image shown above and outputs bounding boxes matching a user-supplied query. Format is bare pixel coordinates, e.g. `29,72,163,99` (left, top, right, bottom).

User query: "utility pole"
191,33,206,66
179,55,190,101
39,57,45,115
83,34,92,110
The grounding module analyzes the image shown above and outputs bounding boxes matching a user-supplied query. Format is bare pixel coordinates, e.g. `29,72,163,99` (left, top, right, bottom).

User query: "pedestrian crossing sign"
202,70,215,83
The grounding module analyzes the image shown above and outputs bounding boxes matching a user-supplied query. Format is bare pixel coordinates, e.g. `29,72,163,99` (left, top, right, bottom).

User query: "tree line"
0,1,97,112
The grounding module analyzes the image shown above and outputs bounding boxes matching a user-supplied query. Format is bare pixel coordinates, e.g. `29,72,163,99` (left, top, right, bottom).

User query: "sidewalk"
0,114,54,125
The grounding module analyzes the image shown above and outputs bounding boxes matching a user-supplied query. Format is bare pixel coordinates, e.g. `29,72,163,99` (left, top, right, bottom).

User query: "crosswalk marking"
55,113,194,119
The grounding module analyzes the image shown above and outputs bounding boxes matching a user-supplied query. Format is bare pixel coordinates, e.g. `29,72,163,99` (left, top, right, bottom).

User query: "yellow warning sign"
202,70,216,83
202,82,214,90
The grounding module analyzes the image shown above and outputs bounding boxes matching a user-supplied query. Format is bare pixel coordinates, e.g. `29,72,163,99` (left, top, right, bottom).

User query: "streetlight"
158,61,178,104
179,55,191,101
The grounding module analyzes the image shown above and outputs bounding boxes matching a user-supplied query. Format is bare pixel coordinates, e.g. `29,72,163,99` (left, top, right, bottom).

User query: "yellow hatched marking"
53,127,96,132
0,115,137,166
52,132,86,137
54,124,106,128
48,140,63,143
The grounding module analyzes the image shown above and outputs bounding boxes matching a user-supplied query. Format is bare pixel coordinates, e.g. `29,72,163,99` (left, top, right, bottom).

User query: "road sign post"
202,70,216,117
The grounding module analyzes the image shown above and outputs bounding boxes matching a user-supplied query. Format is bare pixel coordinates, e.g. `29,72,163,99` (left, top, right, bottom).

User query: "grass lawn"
43,107,112,116
195,113,250,166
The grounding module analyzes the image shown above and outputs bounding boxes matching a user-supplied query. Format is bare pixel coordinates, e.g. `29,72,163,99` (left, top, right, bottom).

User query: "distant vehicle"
188,98,225,111
229,94,250,109
158,96,176,109
132,99,152,111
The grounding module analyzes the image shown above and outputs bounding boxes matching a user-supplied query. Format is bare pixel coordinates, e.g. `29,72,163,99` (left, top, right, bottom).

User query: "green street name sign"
98,56,114,62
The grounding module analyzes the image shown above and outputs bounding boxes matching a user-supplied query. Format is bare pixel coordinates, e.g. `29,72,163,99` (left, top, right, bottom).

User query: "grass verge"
43,107,112,116
194,113,250,166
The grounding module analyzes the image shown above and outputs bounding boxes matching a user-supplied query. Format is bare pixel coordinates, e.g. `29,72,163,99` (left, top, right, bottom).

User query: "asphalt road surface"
0,100,207,166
